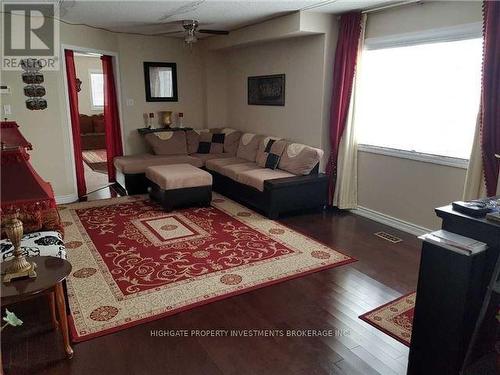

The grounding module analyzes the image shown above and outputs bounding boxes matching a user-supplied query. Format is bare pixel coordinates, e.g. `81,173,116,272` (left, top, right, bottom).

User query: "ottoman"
146,164,212,211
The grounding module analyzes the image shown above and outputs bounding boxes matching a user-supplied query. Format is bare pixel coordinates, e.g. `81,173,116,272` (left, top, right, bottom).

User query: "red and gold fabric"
1,147,62,237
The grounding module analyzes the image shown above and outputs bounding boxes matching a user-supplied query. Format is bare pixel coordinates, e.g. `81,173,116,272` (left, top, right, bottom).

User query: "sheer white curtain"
150,67,162,97
149,67,173,97
333,14,366,209
463,113,488,200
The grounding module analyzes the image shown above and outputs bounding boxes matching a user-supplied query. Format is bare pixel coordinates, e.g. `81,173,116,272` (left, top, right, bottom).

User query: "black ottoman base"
148,181,212,212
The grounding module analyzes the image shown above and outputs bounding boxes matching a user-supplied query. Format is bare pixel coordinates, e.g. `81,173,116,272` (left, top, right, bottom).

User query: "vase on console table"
159,111,172,128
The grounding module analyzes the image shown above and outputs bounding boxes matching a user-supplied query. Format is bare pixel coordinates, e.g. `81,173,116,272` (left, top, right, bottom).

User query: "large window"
89,70,104,109
356,37,482,160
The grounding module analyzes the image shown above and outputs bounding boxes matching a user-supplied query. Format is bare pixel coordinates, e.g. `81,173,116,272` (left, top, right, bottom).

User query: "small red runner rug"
359,292,416,346
59,194,355,342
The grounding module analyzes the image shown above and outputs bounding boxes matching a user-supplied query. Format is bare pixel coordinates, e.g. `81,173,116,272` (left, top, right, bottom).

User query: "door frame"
61,44,126,197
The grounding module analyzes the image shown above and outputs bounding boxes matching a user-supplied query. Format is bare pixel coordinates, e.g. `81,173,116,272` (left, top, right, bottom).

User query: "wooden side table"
1,256,73,358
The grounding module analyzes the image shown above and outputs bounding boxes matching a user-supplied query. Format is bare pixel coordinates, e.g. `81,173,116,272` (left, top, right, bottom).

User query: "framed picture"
248,74,285,106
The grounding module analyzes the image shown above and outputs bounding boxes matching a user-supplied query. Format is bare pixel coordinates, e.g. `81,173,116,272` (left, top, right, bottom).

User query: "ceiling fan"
155,20,229,45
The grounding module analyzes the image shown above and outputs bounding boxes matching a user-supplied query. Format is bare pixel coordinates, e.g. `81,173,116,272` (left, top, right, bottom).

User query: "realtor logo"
2,1,60,70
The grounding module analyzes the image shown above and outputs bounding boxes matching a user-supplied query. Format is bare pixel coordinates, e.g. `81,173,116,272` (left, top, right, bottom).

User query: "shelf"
137,127,193,135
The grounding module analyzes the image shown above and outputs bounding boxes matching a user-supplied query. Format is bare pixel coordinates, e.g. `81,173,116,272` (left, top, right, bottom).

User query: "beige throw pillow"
236,133,263,162
278,143,324,175
185,130,200,154
145,131,187,155
221,128,242,155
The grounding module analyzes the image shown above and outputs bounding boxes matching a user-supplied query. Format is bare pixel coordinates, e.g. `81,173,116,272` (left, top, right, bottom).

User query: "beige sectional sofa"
114,128,328,218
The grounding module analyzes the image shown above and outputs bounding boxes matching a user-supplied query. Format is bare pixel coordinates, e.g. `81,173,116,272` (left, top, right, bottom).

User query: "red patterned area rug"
359,292,416,346
59,194,355,342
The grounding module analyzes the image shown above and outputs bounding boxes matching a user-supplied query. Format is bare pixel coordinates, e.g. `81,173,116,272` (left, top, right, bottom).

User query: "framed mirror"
144,62,178,102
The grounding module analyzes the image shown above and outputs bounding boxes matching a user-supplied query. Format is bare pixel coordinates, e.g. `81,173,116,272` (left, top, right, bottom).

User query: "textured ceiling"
55,0,398,36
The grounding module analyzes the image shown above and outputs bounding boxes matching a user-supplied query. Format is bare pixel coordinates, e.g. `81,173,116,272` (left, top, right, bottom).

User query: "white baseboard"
55,194,78,204
351,206,432,237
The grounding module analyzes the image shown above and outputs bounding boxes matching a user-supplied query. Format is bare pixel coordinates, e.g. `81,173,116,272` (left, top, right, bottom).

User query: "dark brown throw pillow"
197,132,225,154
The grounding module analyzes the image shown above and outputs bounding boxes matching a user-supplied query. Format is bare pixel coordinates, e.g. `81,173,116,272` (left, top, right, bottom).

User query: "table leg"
54,282,73,358
48,292,59,330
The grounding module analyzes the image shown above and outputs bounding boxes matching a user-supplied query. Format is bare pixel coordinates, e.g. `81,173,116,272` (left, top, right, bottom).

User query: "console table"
407,200,500,375
137,127,193,135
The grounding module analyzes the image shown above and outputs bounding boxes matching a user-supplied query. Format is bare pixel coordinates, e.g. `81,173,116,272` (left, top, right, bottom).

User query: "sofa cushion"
236,168,295,192
205,157,248,174
218,162,260,181
279,143,324,175
79,115,94,134
186,130,200,154
93,115,105,133
146,164,212,190
256,137,287,170
236,133,262,162
197,132,225,154
114,154,203,174
221,128,242,155
190,153,234,166
186,129,214,154
145,131,188,155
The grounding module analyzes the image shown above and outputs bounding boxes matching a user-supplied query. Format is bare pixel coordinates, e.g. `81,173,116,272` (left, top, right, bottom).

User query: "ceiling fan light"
184,32,197,45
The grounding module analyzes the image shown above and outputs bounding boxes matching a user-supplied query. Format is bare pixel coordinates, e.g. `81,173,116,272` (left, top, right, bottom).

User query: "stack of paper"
419,230,487,255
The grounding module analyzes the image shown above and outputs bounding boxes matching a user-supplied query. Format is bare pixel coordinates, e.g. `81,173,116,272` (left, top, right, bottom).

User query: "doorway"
74,52,111,194
64,47,124,199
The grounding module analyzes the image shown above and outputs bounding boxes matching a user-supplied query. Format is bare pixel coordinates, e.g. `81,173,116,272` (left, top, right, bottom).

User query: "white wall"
223,35,326,147
116,34,205,155
358,152,467,229
357,0,483,230
74,55,103,116
201,49,228,128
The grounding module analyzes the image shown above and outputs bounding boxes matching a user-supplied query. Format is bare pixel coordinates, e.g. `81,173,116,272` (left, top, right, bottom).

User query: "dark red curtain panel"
481,1,500,196
64,49,87,198
326,12,362,205
101,55,124,182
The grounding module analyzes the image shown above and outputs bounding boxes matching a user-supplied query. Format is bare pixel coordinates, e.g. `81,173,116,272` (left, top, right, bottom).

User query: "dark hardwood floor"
2,186,421,375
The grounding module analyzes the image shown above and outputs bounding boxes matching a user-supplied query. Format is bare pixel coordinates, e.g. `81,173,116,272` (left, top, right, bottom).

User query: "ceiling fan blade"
198,29,229,35
150,30,185,36
128,20,183,28
161,20,186,27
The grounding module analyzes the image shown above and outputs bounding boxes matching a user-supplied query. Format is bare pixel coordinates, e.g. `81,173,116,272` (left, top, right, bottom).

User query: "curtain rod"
362,0,423,14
